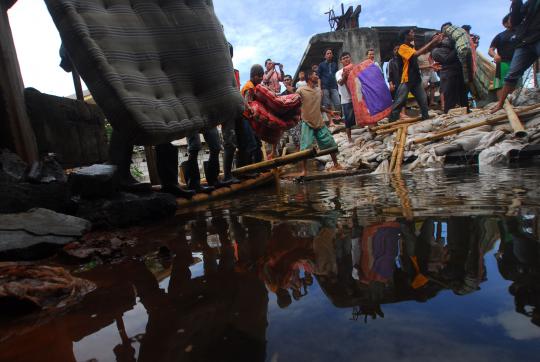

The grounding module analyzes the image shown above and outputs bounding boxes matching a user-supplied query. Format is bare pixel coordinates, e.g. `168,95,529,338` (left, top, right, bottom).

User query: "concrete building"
294,26,437,80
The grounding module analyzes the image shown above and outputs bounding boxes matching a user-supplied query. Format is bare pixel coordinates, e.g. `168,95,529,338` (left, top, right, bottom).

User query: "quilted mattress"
45,0,244,145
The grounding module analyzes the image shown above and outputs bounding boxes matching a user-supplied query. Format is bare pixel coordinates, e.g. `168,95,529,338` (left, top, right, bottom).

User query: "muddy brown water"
2,164,540,362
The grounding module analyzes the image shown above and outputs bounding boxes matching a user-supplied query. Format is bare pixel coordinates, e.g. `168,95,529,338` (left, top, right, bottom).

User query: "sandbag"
254,84,302,116
45,0,244,145
346,60,392,126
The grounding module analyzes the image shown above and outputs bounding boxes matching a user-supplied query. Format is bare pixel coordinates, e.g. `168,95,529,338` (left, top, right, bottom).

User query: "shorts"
494,61,510,90
322,88,341,109
300,122,338,151
341,102,355,129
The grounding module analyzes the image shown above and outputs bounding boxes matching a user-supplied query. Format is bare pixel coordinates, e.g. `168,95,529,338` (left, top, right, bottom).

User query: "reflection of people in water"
441,217,499,295
497,216,540,327
259,223,315,308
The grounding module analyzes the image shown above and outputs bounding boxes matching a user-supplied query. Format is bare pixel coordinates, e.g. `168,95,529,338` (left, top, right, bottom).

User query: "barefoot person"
491,0,540,113
296,70,342,176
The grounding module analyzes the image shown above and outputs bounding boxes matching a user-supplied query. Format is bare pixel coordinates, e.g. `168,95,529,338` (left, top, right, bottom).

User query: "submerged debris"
0,262,95,313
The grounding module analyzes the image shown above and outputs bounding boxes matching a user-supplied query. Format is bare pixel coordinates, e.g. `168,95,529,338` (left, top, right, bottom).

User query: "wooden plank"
0,3,39,163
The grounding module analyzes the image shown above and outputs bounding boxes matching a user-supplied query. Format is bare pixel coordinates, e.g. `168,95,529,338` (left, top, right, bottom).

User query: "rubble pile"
318,92,540,172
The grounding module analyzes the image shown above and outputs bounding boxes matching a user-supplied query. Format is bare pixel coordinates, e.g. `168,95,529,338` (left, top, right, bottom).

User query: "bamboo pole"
413,105,540,145
389,127,402,172
394,125,408,174
504,100,528,138
371,116,422,132
232,146,338,176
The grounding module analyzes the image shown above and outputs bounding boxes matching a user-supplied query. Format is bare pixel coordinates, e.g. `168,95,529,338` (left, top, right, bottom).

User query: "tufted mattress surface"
45,0,244,145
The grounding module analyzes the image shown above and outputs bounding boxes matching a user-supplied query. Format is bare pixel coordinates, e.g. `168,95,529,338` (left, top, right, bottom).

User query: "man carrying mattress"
296,70,342,177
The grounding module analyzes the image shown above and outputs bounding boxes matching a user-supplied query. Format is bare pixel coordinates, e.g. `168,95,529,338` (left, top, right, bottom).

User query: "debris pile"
317,95,540,172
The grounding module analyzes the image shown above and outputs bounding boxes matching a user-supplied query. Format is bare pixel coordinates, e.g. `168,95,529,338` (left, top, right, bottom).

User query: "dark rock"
0,208,91,261
76,192,177,228
0,149,27,183
0,208,91,236
0,181,72,214
27,154,67,184
69,164,119,199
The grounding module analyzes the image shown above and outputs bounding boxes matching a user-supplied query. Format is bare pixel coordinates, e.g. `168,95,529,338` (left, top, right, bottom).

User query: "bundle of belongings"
247,84,302,144
345,60,393,126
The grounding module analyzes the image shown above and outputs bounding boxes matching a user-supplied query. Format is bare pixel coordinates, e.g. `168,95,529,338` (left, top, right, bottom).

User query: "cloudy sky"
8,0,511,97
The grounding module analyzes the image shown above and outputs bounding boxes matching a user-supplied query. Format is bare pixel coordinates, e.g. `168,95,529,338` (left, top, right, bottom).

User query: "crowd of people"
111,0,538,199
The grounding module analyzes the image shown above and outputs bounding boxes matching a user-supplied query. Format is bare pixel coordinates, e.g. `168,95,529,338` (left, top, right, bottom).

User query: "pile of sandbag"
317,101,540,171
248,85,301,144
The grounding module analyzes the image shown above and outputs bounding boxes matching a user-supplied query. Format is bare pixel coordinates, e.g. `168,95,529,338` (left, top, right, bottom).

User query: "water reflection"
1,168,540,361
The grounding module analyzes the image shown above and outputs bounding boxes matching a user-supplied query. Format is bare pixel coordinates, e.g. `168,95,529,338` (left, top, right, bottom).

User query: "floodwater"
2,165,540,362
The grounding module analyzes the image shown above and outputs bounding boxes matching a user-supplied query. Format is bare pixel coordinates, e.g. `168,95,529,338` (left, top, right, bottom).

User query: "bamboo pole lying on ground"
504,100,528,138
394,125,408,174
232,146,338,176
389,127,403,172
413,105,540,145
371,116,422,132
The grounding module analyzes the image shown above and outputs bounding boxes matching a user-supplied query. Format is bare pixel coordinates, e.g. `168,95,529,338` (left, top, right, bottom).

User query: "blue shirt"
317,61,338,90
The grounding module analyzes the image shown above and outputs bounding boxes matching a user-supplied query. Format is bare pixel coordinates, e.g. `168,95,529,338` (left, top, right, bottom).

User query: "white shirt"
335,68,352,104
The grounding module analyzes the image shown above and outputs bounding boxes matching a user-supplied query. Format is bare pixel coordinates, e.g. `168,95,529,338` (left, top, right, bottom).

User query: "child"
295,70,307,88
296,69,342,176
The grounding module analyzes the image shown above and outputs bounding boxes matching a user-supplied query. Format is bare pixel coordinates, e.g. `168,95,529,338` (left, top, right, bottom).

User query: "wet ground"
2,164,540,362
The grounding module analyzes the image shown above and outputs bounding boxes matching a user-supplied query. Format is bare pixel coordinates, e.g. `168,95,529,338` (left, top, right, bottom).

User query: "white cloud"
480,310,540,340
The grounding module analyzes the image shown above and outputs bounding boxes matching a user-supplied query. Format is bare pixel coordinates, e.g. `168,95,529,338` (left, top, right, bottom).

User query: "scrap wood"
371,116,422,132
413,105,540,145
232,146,338,176
389,127,403,172
176,171,275,207
394,125,409,174
504,100,528,138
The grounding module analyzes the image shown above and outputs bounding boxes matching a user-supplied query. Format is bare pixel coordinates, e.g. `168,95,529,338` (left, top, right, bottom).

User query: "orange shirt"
398,44,416,84
241,80,256,118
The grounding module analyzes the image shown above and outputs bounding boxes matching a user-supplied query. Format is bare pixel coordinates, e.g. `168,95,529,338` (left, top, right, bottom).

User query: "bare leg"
346,128,353,143
301,160,307,176
399,107,407,119
329,153,343,171
491,84,515,113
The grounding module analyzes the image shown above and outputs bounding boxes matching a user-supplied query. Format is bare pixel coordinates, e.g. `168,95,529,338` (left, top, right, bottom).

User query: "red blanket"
254,84,301,116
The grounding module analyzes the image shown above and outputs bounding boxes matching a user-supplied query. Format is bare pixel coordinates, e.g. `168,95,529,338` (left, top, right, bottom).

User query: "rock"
0,208,91,236
69,164,119,199
27,154,67,184
0,149,27,183
0,262,96,313
76,192,177,228
0,181,72,214
0,209,91,261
